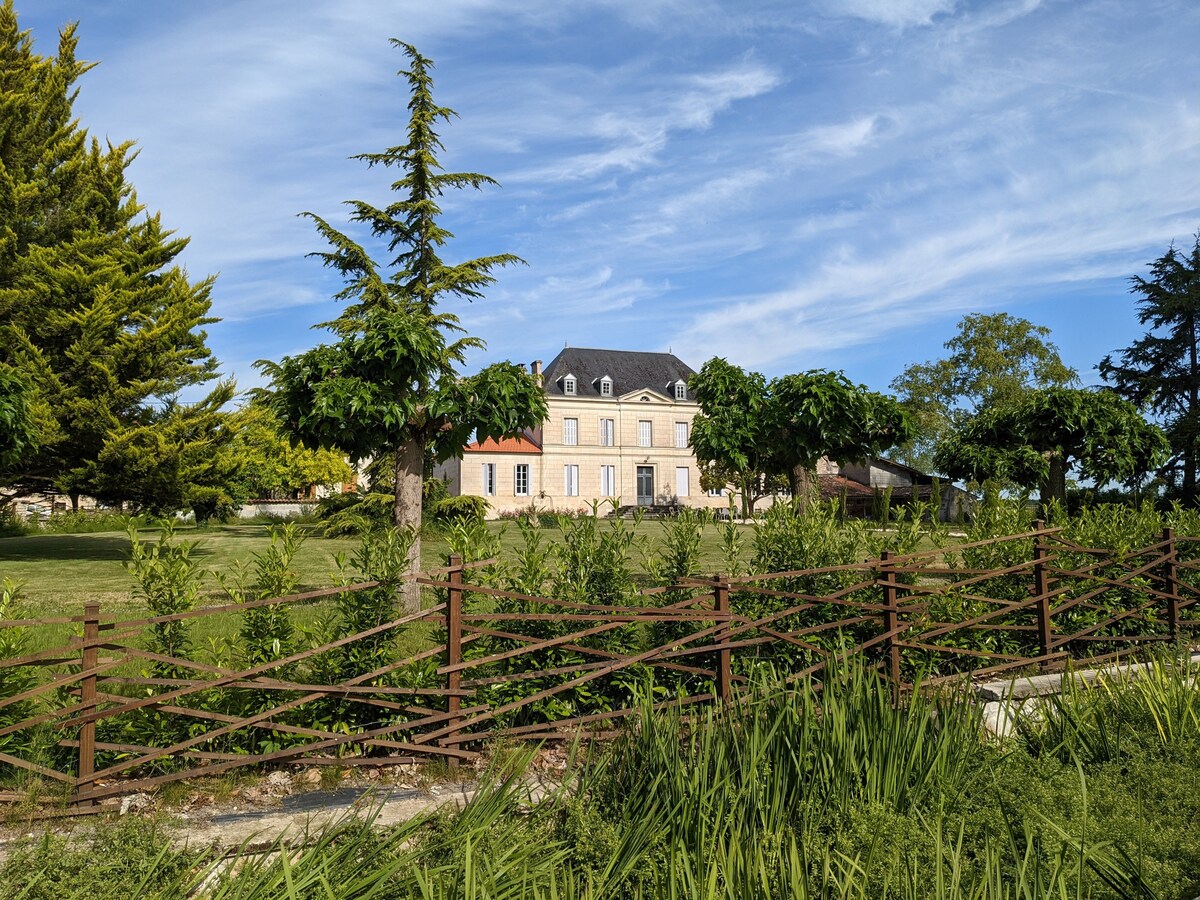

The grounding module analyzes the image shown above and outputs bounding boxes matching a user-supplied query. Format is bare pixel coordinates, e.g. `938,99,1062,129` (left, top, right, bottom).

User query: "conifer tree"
0,3,222,508
260,42,546,609
1100,235,1200,505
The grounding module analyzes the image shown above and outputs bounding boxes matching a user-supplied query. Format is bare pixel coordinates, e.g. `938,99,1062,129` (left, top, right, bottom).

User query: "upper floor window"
675,421,689,448
563,417,579,446
638,420,652,448
599,376,613,397
599,418,615,447
674,381,687,401
563,374,577,395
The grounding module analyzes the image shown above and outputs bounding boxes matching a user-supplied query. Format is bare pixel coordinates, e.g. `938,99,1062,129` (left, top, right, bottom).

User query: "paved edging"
975,652,1200,738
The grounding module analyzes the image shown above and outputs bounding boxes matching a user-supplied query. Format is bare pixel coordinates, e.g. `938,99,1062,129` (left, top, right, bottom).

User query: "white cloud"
818,0,958,28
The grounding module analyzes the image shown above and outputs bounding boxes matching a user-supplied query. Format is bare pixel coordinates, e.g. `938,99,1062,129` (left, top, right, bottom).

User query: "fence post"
1033,519,1054,666
443,555,464,767
76,601,100,807
1162,526,1180,641
880,551,903,698
712,575,731,703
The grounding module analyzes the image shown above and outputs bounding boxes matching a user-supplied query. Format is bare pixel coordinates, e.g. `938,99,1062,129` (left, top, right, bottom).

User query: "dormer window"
599,375,613,397
563,374,576,396
674,381,687,401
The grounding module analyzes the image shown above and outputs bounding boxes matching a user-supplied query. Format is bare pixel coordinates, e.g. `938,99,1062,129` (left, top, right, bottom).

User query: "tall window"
675,421,689,448
674,382,686,401
563,417,579,446
514,463,529,496
599,418,615,447
675,466,689,498
600,465,616,497
638,420,652,447
481,463,496,496
563,375,576,395
564,464,579,496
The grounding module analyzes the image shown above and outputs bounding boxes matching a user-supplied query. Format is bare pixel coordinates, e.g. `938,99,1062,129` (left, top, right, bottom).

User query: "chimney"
531,359,543,386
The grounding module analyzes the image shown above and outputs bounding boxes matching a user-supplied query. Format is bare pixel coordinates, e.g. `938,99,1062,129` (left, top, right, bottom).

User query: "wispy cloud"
20,0,1200,394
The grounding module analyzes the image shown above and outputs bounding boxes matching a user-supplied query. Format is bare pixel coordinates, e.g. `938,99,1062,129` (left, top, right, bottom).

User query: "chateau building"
433,348,731,516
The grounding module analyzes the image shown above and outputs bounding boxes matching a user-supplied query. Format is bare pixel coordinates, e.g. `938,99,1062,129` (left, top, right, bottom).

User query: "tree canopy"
259,42,546,608
933,387,1167,506
690,360,912,513
1100,235,1200,505
890,313,1078,472
0,3,224,507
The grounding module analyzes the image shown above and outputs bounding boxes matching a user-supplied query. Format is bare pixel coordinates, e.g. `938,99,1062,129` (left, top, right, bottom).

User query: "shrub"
432,494,489,525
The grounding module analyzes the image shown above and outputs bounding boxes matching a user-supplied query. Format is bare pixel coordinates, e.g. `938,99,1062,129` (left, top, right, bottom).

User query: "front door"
636,466,654,506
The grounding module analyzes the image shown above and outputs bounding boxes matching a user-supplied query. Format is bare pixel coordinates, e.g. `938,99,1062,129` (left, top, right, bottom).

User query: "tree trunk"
1040,452,1068,510
1187,312,1198,506
790,464,818,514
69,492,79,513
392,439,424,613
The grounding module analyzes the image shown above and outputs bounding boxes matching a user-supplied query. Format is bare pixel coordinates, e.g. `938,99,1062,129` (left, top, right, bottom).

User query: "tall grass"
7,658,1193,898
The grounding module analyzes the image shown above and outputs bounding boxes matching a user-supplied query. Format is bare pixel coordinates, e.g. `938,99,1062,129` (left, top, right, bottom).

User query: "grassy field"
0,520,761,617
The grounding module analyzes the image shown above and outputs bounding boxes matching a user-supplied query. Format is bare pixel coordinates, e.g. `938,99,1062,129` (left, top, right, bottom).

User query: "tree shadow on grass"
0,533,216,562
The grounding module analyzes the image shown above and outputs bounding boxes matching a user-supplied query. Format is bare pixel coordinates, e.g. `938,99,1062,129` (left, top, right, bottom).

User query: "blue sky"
19,0,1200,396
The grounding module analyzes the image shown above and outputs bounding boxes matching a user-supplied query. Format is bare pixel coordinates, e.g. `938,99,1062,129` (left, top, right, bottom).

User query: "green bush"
431,494,489,525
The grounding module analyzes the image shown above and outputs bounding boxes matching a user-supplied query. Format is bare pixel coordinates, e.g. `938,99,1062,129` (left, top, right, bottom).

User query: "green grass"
0,518,955,617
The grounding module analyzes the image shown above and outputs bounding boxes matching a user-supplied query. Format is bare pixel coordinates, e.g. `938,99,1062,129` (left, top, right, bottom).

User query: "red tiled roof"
465,435,542,454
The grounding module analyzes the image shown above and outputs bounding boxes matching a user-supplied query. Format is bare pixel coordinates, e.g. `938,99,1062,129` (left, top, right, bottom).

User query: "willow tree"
260,42,545,609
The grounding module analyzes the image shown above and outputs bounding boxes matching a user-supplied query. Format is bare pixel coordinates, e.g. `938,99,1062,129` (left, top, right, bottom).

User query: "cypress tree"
0,3,222,508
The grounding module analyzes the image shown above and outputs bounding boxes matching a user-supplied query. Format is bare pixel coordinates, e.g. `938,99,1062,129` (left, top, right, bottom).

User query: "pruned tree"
690,360,912,514
891,313,1078,472
934,387,1167,507
1100,235,1200,505
769,371,913,511
0,4,224,507
259,43,546,609
689,358,775,518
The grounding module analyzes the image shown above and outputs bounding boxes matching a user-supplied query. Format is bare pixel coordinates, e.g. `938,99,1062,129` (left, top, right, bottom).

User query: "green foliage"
891,312,1079,472
0,5,224,506
935,387,1167,505
223,402,355,500
0,363,36,469
691,358,912,509
1102,233,1200,505
431,494,489,525
0,579,37,761
224,523,304,668
319,491,395,536
125,523,202,674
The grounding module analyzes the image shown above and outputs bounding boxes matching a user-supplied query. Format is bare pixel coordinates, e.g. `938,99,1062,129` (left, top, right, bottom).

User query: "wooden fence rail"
2,524,1199,808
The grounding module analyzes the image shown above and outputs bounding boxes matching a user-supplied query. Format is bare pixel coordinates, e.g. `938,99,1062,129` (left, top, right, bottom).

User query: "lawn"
0,519,764,617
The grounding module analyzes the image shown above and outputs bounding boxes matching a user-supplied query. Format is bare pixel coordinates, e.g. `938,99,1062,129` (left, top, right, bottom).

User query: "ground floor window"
482,463,496,496
564,464,579,497
600,465,615,497
515,463,529,496
675,466,689,498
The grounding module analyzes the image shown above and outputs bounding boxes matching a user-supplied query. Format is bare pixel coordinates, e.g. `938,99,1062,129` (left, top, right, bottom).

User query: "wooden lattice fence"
1,523,1198,809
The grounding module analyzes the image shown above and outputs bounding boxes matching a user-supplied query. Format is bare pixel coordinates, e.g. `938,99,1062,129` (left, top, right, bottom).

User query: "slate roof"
541,348,696,399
